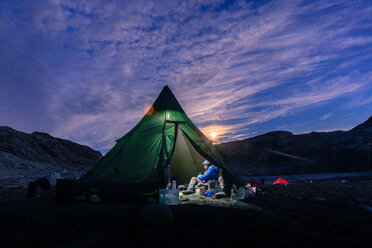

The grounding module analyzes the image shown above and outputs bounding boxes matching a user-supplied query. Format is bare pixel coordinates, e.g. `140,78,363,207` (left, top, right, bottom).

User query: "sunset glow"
210,132,217,139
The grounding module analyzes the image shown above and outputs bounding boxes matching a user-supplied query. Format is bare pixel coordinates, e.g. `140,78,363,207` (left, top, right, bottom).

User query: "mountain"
2,115,372,183
0,126,102,185
351,115,372,130
216,116,372,176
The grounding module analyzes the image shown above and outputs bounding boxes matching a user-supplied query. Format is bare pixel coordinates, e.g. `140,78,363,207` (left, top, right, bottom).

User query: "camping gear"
37,177,51,191
196,186,206,196
231,185,245,200
171,176,179,189
245,186,255,198
178,184,186,191
214,183,223,193
207,180,218,193
90,194,102,203
75,86,244,197
273,178,290,185
195,187,201,195
26,177,51,198
218,176,224,189
56,179,75,205
215,191,227,199
27,181,38,198
200,186,206,195
159,189,179,205
247,180,262,187
172,180,177,189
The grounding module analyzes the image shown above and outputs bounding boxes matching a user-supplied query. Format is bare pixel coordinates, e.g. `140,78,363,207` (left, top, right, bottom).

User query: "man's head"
202,160,211,169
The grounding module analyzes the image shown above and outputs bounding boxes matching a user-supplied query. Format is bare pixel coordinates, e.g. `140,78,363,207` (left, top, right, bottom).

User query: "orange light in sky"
210,132,217,139
145,105,154,115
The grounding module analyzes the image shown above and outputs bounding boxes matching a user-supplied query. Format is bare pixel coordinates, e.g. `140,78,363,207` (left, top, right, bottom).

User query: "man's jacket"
198,165,219,182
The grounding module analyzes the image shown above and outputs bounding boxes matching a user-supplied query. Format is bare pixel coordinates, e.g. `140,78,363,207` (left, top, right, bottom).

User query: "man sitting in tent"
183,160,219,195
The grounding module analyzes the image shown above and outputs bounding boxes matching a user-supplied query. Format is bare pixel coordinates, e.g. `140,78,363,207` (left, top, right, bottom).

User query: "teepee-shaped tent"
75,86,244,196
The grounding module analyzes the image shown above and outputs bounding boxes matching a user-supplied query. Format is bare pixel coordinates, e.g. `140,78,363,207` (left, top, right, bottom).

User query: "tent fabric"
75,86,244,196
247,180,262,186
166,127,205,182
273,178,290,185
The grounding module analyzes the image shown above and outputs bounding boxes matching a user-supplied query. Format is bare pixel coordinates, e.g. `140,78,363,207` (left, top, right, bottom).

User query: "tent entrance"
166,127,205,183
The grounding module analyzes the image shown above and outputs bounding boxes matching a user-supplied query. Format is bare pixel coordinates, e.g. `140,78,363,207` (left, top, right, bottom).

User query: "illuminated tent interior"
166,127,205,183
75,86,244,196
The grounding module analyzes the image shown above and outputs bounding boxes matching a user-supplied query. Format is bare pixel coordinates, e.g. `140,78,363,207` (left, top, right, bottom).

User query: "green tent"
75,86,244,196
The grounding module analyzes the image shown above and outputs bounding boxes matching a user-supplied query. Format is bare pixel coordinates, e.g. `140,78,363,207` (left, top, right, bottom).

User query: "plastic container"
159,189,179,205
230,185,245,200
195,187,201,195
172,180,177,189
218,176,224,189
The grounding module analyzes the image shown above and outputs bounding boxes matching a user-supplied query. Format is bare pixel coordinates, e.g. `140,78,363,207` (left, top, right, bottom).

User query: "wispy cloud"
320,113,333,121
0,0,371,152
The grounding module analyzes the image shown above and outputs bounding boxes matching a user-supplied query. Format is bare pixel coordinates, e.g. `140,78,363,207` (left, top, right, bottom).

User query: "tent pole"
167,164,171,188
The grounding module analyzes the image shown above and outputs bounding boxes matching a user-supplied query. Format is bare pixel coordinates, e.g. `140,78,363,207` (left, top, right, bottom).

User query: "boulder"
90,194,102,203
215,192,227,199
139,203,173,225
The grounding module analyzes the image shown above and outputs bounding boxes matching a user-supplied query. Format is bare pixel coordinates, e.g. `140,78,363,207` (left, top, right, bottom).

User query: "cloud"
320,113,333,121
0,0,371,152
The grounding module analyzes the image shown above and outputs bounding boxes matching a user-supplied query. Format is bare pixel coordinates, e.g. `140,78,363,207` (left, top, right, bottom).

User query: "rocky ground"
1,181,371,248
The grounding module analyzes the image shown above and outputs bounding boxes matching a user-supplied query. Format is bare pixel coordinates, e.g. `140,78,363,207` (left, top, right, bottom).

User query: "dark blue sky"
1,0,372,153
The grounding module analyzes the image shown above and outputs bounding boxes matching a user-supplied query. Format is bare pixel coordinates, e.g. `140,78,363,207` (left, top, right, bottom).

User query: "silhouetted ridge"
217,115,372,175
0,126,102,169
351,115,372,130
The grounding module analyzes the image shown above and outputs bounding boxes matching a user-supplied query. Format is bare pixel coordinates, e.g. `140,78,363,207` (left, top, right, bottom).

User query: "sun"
210,132,217,139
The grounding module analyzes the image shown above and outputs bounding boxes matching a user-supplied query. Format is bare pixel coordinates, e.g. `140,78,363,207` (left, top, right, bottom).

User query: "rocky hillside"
216,116,372,176
0,126,102,184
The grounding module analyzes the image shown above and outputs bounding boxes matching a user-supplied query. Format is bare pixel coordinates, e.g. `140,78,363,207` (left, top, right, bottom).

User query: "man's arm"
198,167,212,181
